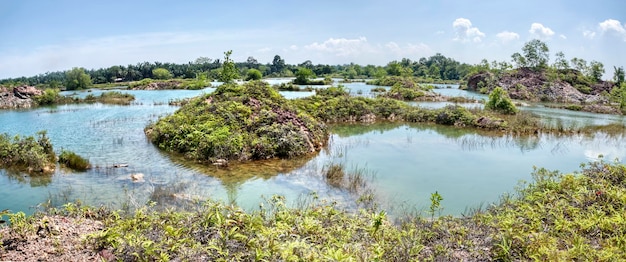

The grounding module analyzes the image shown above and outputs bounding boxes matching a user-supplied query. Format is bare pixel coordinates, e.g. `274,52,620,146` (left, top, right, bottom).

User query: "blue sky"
0,0,625,79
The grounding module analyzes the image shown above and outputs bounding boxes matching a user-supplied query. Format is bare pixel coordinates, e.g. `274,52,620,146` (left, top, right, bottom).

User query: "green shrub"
33,88,60,105
58,150,90,171
485,87,518,115
0,131,55,173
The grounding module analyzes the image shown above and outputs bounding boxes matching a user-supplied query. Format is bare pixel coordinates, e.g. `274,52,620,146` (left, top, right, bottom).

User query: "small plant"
429,191,443,219
58,150,90,171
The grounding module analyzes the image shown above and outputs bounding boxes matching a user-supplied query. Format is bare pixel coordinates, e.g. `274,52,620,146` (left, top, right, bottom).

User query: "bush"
485,87,518,115
0,131,55,173
58,150,90,171
145,81,328,163
34,88,60,105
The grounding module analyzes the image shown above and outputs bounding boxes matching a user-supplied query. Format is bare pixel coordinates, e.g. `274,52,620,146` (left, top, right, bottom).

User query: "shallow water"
1,83,625,217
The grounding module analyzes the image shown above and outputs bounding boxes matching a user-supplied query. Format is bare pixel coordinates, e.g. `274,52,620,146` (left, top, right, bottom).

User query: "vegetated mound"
369,76,445,101
466,68,613,104
0,85,43,109
145,80,329,163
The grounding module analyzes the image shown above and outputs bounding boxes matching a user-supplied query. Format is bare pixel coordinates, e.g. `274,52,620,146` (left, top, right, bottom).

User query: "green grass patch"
58,150,90,171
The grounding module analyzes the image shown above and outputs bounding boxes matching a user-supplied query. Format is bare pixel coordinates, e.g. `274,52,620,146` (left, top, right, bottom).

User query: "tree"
294,67,315,84
194,57,212,64
245,69,263,81
271,55,285,74
152,68,172,80
614,66,625,85
219,50,239,83
588,61,605,82
246,56,258,68
570,58,588,74
553,51,569,70
521,39,549,69
511,52,527,68
485,87,518,115
65,67,92,90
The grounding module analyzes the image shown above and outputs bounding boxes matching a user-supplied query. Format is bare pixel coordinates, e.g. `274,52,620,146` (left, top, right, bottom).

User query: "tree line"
0,53,472,89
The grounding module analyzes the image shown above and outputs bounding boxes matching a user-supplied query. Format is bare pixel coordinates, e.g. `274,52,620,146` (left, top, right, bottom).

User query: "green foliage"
219,50,239,83
83,91,135,105
0,131,55,173
33,88,60,105
58,150,90,171
293,67,315,84
5,161,626,261
485,87,518,115
245,68,262,81
486,160,626,260
65,67,92,90
380,83,425,100
429,191,443,219
614,66,625,85
189,73,210,90
145,81,328,162
521,39,550,70
152,68,173,80
588,60,605,82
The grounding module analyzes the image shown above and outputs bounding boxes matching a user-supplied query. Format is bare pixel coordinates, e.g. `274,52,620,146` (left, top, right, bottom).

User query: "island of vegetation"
1,43,626,261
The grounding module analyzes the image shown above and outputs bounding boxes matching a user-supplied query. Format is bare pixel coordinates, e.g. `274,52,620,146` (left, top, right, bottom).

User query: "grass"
0,131,56,173
58,150,90,171
2,160,626,260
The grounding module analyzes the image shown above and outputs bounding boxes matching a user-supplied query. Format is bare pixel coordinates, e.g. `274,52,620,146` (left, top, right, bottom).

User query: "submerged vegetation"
145,81,328,163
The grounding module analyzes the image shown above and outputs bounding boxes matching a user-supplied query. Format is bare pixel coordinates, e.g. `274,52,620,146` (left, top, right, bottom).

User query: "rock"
213,159,229,166
130,173,144,182
0,85,41,109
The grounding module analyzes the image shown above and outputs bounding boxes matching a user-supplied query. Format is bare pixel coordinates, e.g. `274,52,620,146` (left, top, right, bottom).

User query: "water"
1,82,625,217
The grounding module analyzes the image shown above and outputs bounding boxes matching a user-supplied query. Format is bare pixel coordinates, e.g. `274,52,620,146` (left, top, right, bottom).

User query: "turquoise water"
1,83,625,216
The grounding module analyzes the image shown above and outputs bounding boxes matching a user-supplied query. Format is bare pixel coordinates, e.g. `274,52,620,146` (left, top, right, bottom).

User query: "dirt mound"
466,68,610,104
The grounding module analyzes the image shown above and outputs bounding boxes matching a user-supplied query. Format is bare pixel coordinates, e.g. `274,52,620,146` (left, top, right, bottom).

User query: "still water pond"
1,84,625,216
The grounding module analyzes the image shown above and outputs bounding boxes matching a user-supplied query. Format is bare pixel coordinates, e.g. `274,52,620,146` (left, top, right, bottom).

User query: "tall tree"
271,55,285,74
521,39,550,69
588,61,605,82
553,51,569,70
613,66,624,85
65,67,92,90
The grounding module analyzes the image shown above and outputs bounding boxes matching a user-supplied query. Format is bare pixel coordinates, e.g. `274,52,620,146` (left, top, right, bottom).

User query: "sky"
0,0,625,79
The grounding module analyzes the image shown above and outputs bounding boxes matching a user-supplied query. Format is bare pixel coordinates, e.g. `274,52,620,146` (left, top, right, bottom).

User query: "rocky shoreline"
466,68,621,114
0,86,42,109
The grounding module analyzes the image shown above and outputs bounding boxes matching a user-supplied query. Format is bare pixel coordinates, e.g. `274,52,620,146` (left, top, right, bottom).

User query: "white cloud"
583,30,596,39
257,47,271,53
385,42,432,56
289,45,299,50
452,18,485,43
559,34,567,40
304,37,373,56
435,30,445,35
599,19,626,41
496,31,520,43
529,23,555,39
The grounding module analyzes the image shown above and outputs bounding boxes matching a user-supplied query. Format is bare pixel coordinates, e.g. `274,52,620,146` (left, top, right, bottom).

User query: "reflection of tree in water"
3,169,52,187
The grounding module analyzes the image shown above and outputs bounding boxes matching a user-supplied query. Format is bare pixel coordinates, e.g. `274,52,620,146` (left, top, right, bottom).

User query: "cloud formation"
599,19,626,41
583,30,596,39
453,18,485,43
496,31,520,43
385,42,432,56
529,23,555,39
304,37,373,56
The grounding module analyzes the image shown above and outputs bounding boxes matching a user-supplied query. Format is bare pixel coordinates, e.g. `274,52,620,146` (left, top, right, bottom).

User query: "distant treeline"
0,53,471,87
